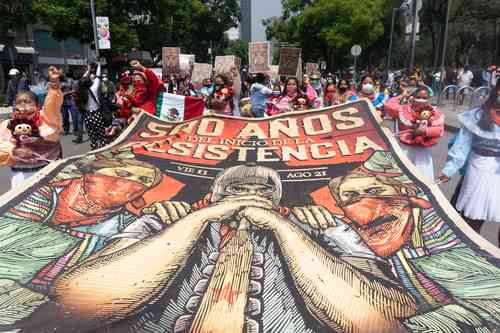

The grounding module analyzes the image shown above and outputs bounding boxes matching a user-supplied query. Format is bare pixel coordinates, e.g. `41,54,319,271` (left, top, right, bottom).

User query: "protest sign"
278,47,302,77
162,47,181,76
249,42,270,73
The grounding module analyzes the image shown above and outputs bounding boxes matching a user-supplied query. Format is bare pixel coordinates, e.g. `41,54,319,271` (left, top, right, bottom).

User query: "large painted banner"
1,101,500,333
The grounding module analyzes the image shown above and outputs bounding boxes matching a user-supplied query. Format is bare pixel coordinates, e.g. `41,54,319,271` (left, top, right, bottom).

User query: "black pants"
61,104,72,133
84,109,110,150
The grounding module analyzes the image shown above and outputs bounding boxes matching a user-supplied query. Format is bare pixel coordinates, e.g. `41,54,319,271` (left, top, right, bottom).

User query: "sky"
227,0,283,42
251,0,283,42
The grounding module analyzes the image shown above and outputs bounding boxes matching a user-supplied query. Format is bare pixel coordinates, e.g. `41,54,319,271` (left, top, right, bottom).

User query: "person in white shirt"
457,66,474,105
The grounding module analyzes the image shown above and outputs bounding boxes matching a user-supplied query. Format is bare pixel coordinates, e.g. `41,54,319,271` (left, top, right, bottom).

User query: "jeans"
252,107,266,118
71,107,84,134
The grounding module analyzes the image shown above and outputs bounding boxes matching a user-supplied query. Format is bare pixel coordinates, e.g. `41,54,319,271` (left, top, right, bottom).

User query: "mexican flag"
156,92,205,122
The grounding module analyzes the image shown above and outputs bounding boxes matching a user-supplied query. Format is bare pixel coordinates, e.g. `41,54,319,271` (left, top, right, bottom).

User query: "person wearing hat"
6,68,29,106
439,79,500,243
310,73,323,99
329,151,500,331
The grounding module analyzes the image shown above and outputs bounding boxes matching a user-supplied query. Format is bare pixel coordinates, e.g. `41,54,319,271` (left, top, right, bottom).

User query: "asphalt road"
0,125,498,247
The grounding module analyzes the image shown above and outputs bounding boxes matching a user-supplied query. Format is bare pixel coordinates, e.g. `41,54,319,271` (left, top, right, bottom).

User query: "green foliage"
0,0,35,33
266,0,387,68
23,0,239,59
224,39,249,65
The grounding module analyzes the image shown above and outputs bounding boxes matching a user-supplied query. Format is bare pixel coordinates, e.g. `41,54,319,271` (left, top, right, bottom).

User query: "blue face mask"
272,91,281,97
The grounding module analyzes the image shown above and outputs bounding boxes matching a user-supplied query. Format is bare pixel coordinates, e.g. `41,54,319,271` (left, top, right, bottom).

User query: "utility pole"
90,0,100,60
440,0,452,72
438,0,452,105
408,0,418,73
386,8,398,72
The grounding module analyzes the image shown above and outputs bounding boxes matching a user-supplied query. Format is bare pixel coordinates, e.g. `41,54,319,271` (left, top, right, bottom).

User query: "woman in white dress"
439,81,500,243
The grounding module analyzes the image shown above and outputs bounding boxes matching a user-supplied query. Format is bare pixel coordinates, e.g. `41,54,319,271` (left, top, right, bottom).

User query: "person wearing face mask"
250,73,272,118
335,79,353,105
310,74,323,100
350,76,387,116
438,80,500,243
78,61,110,150
384,87,444,181
0,66,63,188
323,82,337,107
269,77,310,115
210,68,241,116
266,84,282,116
199,78,214,98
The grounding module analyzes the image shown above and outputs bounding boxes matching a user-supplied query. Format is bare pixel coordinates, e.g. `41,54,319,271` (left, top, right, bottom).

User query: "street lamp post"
90,0,100,60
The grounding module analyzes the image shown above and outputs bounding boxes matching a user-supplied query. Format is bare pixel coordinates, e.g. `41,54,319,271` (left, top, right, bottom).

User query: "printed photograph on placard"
162,47,181,76
279,47,302,77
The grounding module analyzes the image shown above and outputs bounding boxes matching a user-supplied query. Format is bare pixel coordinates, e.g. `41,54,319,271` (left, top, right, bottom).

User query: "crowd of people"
1,55,500,244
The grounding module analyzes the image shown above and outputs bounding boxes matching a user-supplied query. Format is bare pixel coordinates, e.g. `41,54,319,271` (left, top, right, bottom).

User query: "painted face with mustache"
337,175,416,258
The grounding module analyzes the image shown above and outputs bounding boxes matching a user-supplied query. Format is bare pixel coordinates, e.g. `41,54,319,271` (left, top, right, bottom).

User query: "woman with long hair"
336,79,353,105
268,77,310,115
439,80,500,243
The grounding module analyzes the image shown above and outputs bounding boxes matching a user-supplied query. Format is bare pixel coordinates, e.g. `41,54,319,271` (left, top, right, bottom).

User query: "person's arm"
441,127,473,178
143,67,160,96
39,67,63,142
45,195,271,331
260,84,273,95
425,108,445,138
231,67,242,97
239,207,416,333
383,96,404,119
89,63,101,99
0,120,15,165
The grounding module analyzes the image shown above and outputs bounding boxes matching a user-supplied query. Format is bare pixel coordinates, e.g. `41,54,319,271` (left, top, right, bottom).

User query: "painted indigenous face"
336,175,415,258
223,183,275,200
83,165,157,208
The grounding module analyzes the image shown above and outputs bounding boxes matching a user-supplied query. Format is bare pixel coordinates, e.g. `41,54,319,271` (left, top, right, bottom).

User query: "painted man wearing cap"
329,151,500,331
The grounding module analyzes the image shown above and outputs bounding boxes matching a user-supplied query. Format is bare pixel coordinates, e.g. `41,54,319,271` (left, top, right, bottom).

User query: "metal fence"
437,85,490,111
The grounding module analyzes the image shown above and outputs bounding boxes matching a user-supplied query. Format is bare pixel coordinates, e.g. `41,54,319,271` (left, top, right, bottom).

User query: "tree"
0,0,34,36
266,0,388,69
224,39,249,66
27,0,240,61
